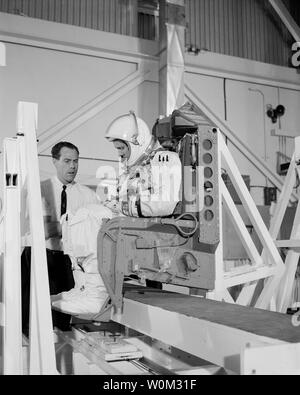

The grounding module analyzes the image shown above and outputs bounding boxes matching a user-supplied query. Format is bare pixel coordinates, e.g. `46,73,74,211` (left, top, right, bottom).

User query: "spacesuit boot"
52,257,109,316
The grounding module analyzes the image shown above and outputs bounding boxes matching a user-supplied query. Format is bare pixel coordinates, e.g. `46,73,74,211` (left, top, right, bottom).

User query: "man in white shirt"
21,141,98,334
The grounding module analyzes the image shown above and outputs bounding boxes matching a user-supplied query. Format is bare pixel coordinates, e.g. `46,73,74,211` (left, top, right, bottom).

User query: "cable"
160,213,198,238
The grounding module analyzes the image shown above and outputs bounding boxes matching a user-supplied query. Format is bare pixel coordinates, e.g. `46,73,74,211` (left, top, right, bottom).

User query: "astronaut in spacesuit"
51,112,182,317
105,111,182,218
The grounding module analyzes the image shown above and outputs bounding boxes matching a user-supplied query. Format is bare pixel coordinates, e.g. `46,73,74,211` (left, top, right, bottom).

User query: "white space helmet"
105,111,152,167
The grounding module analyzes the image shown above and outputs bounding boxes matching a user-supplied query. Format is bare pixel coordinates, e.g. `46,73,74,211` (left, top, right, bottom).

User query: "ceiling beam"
269,0,300,43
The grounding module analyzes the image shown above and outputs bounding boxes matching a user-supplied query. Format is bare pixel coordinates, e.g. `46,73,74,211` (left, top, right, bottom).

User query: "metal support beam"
159,0,185,116
38,69,150,153
269,0,300,43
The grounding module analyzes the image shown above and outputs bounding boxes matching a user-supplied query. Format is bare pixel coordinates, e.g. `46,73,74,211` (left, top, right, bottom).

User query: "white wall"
185,51,300,204
0,12,159,194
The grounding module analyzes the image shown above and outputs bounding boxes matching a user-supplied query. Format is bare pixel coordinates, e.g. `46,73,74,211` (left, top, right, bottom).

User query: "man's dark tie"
61,185,67,216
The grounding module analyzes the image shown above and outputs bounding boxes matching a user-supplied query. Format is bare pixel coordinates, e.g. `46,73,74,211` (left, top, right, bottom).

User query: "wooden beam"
159,0,186,116
0,42,5,66
185,85,298,201
275,240,300,248
269,0,300,43
113,289,300,374
18,102,57,374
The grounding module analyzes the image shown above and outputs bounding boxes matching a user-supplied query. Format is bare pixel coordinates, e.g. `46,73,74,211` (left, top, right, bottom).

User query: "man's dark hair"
51,142,80,159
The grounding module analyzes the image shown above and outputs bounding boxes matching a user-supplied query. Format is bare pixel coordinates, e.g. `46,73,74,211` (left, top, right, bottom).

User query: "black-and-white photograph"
0,0,300,379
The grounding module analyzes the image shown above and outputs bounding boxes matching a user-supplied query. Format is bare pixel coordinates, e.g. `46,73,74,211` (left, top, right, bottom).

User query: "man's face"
113,140,130,162
53,147,79,184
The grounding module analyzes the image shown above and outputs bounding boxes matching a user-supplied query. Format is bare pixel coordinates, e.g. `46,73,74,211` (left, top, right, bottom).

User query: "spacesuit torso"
117,142,182,218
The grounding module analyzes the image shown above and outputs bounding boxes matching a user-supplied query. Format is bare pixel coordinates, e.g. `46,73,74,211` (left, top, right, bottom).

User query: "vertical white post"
268,154,297,240
258,138,300,311
220,133,285,309
0,42,5,66
2,138,23,375
207,131,225,301
0,40,7,371
17,102,57,374
276,168,300,313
